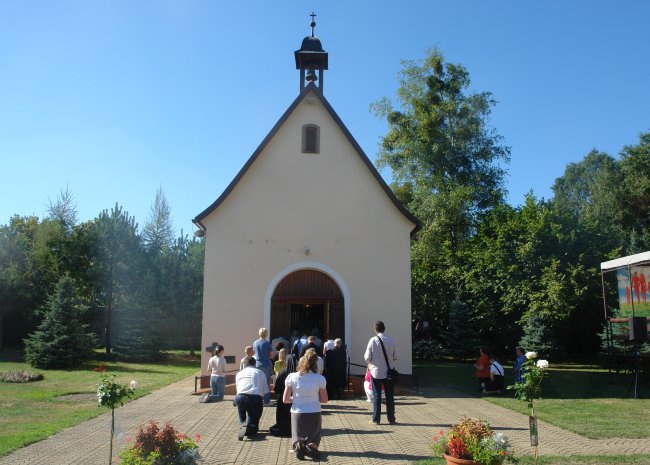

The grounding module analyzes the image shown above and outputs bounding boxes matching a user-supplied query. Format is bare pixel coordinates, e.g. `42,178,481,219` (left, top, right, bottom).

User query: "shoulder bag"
377,336,399,382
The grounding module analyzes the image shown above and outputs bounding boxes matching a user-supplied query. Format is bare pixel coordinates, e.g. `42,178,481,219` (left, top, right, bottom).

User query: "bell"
306,68,318,83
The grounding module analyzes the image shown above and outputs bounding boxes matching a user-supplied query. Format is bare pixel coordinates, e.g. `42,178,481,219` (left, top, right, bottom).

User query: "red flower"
447,436,468,458
194,434,201,443
433,436,438,442
439,430,444,436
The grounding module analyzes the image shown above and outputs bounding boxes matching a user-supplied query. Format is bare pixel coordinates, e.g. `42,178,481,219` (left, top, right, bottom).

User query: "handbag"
377,336,399,382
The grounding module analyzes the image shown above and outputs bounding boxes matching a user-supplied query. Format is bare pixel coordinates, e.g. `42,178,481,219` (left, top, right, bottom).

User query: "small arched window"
302,124,320,153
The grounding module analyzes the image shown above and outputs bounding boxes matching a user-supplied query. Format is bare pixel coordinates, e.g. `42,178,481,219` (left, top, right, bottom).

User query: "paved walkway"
2,376,650,464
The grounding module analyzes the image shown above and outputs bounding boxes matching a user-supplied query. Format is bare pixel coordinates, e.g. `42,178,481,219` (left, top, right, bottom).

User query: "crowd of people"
199,320,399,461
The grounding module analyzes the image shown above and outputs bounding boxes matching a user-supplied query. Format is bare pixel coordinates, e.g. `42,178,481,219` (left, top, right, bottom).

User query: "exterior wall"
200,90,414,376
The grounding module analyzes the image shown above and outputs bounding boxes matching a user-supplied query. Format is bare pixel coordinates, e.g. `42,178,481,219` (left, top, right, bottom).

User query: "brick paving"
1,376,650,464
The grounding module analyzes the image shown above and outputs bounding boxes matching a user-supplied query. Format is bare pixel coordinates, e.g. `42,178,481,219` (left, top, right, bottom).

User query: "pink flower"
194,434,201,443
126,437,131,443
433,436,439,442
439,430,444,436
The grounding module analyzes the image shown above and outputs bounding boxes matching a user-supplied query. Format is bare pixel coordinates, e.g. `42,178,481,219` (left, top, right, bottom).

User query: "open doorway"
270,269,344,344
290,303,324,336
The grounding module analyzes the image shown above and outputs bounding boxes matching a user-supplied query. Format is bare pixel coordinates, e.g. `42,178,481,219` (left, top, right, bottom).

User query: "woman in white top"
207,345,226,402
283,351,327,460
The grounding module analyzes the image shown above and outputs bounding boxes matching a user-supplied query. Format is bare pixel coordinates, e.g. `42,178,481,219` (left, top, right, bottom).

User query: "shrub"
119,421,200,465
24,276,97,369
0,370,44,383
412,339,443,361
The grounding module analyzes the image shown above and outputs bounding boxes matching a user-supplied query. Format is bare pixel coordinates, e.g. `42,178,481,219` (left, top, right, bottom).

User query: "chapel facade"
193,18,418,377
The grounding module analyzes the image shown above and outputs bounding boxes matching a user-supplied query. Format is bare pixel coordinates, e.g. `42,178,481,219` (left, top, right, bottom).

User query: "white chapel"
193,18,419,378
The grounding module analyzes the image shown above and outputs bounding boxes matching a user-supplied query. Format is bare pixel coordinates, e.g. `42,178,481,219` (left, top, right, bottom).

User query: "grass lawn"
416,455,650,465
0,349,200,457
413,360,650,439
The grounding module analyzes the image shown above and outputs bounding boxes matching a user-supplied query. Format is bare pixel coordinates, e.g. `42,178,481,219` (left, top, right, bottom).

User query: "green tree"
519,317,561,360
47,185,78,232
619,132,650,252
373,47,510,257
0,217,35,349
24,275,97,368
373,47,510,340
87,204,143,355
443,291,480,358
142,188,174,255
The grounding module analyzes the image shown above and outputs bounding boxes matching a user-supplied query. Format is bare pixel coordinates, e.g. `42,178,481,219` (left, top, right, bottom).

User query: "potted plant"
119,420,201,465
432,417,515,465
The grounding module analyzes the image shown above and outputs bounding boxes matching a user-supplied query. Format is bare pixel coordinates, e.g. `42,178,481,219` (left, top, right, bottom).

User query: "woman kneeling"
283,350,328,460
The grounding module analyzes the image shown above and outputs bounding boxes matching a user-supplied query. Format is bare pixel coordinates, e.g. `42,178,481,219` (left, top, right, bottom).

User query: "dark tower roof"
295,13,328,92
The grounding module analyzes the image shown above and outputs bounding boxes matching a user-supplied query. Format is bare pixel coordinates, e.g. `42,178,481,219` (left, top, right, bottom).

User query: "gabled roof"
193,82,420,235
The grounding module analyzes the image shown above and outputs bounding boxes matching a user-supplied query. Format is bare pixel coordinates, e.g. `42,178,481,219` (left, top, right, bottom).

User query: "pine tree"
142,188,174,255
112,272,163,362
519,317,561,360
444,292,480,358
24,276,97,368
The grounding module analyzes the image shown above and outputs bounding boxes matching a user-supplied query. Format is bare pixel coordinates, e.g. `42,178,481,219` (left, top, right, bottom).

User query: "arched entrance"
270,269,344,344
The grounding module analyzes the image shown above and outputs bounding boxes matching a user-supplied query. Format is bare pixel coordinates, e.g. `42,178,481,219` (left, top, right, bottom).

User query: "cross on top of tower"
310,12,316,37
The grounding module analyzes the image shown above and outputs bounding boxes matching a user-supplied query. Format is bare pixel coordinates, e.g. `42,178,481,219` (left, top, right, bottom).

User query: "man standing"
234,356,269,440
364,321,398,425
253,327,273,405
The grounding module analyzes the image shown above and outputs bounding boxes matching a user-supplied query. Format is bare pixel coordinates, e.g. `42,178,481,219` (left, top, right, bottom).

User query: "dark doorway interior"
270,269,344,343
291,303,324,335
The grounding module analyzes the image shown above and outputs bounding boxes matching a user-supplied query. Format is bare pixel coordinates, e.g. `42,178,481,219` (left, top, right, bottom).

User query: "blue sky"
1,1,649,236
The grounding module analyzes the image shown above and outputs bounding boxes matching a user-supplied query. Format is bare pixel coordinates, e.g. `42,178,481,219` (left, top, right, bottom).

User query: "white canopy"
600,251,650,271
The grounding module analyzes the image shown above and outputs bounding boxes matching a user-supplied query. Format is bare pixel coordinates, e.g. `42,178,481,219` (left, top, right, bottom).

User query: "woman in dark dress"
269,354,296,437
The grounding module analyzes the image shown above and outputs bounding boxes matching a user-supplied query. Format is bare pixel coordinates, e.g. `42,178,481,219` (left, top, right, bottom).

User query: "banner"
617,267,650,317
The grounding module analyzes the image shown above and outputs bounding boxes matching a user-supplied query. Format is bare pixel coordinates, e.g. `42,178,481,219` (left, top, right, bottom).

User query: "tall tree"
0,217,37,349
142,188,174,255
88,204,142,355
619,132,650,252
373,47,510,338
373,47,510,255
47,185,78,231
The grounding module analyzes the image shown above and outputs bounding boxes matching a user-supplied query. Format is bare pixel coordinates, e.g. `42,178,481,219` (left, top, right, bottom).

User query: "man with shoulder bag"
364,321,399,425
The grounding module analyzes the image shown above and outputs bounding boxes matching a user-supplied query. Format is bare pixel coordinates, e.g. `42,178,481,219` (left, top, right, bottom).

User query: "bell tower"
294,13,328,94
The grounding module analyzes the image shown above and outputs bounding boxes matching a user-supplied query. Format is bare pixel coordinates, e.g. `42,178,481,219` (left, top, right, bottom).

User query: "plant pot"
443,453,481,465
442,453,504,465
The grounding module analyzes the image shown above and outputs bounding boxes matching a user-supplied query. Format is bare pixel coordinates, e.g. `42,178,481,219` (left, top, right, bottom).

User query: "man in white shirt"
239,346,254,371
364,321,398,425
323,336,336,353
483,356,505,395
235,356,270,440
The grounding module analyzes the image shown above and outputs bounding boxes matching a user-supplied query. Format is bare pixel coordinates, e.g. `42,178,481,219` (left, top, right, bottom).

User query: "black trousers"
234,393,263,435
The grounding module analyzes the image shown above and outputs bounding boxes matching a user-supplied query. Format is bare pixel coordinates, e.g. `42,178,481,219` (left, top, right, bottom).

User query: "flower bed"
0,370,44,383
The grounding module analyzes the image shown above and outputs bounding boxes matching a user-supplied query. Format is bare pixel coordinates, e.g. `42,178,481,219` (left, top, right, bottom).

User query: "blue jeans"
371,375,395,423
210,376,225,401
256,363,272,404
234,393,263,435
